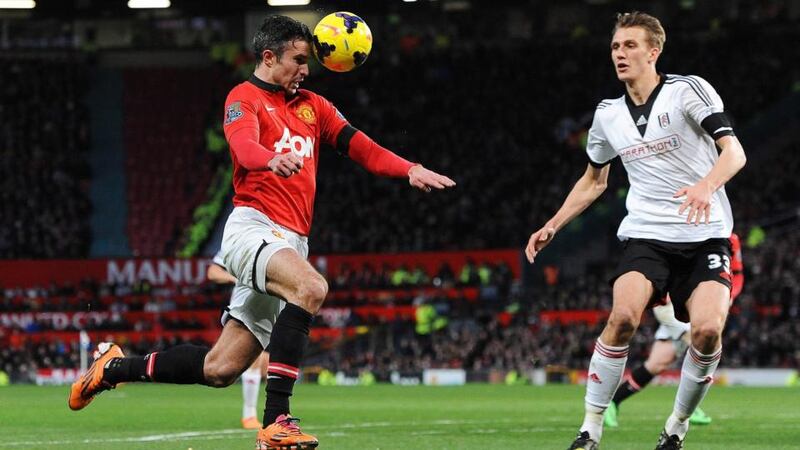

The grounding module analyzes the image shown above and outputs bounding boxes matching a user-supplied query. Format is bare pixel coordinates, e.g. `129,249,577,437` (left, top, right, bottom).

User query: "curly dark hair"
252,15,313,64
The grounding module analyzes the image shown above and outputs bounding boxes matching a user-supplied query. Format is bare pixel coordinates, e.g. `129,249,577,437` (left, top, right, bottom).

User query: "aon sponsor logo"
274,128,314,158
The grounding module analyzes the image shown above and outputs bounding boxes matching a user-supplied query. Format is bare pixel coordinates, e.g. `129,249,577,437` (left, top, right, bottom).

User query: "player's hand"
674,179,713,225
525,224,556,263
408,165,456,193
268,153,304,178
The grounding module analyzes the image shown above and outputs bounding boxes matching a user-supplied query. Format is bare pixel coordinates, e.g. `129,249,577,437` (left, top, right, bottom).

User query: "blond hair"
613,11,666,51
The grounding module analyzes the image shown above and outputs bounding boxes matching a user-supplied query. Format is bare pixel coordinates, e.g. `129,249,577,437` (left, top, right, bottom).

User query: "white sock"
241,367,261,419
666,346,722,439
580,339,629,441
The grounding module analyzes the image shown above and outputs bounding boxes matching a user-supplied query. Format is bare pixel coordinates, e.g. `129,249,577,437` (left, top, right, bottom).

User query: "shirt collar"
248,74,283,93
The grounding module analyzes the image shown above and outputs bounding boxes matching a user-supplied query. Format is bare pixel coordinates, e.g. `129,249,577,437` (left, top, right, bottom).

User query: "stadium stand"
123,68,221,256
0,56,92,258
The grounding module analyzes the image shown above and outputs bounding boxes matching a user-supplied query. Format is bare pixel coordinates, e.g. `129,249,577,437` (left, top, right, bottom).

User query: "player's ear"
649,47,660,62
262,49,276,67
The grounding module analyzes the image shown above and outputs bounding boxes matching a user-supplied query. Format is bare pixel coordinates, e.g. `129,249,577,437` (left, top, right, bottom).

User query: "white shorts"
653,301,690,341
219,206,309,348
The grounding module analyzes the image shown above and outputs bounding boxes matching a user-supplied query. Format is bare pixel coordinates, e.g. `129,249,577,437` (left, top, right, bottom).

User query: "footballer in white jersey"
525,11,746,450
587,73,734,243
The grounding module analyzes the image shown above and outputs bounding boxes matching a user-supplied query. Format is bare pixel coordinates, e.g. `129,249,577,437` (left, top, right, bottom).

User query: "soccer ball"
312,12,372,72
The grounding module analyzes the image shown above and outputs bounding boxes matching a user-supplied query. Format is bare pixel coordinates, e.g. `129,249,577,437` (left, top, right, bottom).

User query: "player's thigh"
610,271,655,324
608,239,669,319
669,238,732,323
686,280,730,340
205,319,263,384
264,247,328,312
224,283,286,349
221,207,295,294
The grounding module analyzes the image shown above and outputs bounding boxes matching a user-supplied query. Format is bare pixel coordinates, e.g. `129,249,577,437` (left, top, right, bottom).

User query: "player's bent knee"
204,362,243,388
691,323,723,351
203,353,246,387
607,308,640,335
294,275,328,313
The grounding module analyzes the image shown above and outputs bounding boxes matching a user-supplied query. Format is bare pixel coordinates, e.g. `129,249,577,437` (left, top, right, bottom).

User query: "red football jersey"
729,232,744,301
223,76,349,235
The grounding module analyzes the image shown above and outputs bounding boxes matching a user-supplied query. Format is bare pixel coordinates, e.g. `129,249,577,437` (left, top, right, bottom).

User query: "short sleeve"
586,108,616,167
679,75,724,127
212,250,226,270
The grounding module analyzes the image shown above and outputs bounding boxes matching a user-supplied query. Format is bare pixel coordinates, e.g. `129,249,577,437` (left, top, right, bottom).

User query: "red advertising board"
0,250,521,288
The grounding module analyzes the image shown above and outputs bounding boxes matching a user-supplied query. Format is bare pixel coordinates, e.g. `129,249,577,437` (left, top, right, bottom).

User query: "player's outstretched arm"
525,163,609,263
673,135,746,225
408,165,456,193
346,130,455,191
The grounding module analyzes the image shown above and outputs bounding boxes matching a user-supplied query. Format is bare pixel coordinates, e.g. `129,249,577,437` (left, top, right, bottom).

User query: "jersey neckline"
624,72,666,138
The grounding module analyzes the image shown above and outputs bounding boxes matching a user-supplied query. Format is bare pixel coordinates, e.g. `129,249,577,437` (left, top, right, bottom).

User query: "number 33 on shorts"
707,253,730,272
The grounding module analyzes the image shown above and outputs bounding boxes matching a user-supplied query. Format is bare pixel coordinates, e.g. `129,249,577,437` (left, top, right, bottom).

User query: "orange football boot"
255,414,318,450
242,416,263,429
68,342,125,410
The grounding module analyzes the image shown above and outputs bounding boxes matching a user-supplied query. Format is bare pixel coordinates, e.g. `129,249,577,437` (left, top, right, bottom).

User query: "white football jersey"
587,74,734,243
212,250,226,269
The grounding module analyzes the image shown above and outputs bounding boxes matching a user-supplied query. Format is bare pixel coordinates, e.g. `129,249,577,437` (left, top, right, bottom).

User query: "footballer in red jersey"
68,16,454,450
219,15,454,450
604,232,744,428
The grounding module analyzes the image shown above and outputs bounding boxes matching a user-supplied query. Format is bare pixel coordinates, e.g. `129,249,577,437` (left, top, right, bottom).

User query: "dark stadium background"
1,0,798,432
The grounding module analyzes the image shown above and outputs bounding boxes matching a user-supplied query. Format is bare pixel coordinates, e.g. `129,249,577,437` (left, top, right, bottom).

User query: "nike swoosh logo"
265,106,275,112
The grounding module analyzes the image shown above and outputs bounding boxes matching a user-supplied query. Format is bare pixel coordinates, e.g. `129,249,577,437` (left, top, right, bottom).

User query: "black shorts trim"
219,306,247,327
251,239,269,294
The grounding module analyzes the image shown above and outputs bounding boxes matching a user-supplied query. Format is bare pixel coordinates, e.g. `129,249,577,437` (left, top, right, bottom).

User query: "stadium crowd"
0,57,92,258
306,16,800,253
3,227,798,382
3,11,798,257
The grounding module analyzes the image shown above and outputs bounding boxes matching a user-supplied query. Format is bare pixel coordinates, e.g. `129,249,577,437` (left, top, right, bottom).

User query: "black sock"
104,345,209,385
263,303,313,425
612,365,655,406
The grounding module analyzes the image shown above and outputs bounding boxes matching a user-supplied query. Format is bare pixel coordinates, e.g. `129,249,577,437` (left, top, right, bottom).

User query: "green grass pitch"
0,384,798,449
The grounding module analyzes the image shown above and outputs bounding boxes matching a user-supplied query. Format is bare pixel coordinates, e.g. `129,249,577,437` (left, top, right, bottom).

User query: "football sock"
103,345,209,385
664,413,689,440
241,367,262,419
612,364,655,406
666,345,721,439
263,303,313,425
581,339,629,441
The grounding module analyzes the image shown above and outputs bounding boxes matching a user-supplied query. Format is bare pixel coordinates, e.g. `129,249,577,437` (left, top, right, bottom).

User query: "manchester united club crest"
658,112,670,129
296,103,316,125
